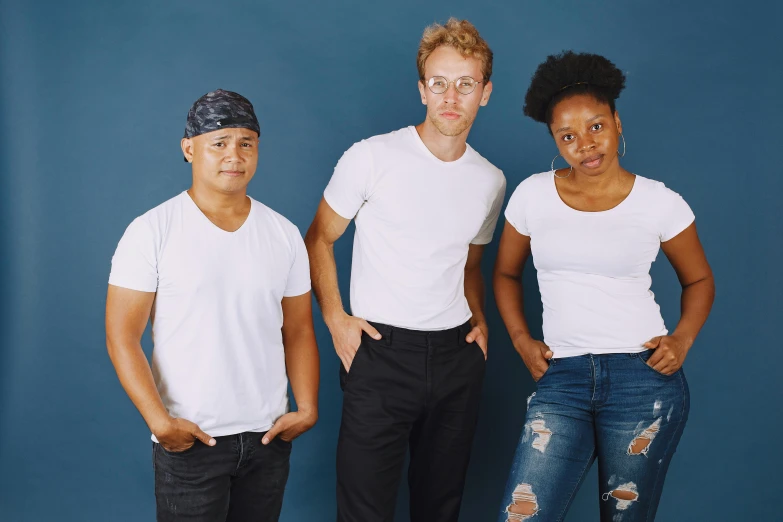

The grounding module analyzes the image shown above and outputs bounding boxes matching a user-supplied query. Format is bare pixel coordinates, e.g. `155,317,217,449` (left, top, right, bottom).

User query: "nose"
225,141,244,162
442,81,459,103
578,135,596,152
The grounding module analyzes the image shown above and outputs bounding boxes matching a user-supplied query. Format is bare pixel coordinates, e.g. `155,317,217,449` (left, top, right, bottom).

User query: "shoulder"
632,175,689,205
467,146,505,184
511,171,553,197
127,192,186,236
249,198,303,241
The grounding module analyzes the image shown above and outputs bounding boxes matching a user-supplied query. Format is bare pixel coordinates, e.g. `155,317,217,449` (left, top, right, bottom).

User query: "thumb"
360,319,382,340
540,343,553,359
191,425,216,446
262,418,286,445
644,336,663,349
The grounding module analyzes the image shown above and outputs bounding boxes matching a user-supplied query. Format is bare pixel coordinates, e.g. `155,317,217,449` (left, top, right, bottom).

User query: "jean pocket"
157,441,199,457
634,351,677,378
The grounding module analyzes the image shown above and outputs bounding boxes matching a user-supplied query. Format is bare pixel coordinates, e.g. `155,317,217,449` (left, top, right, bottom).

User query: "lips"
581,154,603,168
440,111,461,120
220,170,244,177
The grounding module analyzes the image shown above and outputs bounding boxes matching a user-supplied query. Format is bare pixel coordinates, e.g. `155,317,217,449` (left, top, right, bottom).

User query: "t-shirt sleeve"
108,216,159,292
658,186,696,242
284,226,312,297
323,141,373,220
471,173,507,244
504,178,531,236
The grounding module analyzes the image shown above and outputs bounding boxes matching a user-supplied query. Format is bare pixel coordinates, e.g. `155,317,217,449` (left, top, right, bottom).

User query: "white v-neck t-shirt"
504,171,695,358
324,126,506,331
109,192,311,438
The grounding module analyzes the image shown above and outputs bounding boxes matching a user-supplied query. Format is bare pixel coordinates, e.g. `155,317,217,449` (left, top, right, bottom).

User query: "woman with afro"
493,51,715,521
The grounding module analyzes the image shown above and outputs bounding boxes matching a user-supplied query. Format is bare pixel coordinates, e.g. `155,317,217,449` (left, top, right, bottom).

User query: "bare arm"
262,292,320,444
644,222,715,374
304,198,380,371
105,285,215,450
464,244,489,358
492,221,552,380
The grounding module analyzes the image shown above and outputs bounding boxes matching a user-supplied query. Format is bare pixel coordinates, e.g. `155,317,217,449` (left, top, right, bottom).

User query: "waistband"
367,320,472,345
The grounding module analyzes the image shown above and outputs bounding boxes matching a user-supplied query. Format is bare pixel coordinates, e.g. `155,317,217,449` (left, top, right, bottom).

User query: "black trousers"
336,320,486,522
153,431,291,522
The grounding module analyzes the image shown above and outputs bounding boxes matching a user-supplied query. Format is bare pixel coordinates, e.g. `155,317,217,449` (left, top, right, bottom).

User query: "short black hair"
523,51,626,127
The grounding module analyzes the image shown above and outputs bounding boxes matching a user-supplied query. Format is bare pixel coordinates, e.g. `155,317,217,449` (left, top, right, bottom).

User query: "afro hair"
523,51,626,126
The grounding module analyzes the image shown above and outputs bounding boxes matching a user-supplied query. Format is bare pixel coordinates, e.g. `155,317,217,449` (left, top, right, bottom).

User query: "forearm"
671,275,716,347
493,272,534,343
464,266,487,326
107,340,171,434
306,237,347,325
283,326,320,414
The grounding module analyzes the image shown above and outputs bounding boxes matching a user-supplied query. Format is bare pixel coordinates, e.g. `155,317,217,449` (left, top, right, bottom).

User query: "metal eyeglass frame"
426,76,483,95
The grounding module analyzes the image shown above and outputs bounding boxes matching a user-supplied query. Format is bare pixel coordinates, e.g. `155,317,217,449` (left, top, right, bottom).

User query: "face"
549,94,623,177
418,45,492,137
181,127,259,194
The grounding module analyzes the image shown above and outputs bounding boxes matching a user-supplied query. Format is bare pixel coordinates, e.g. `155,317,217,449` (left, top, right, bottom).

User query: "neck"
187,183,248,215
414,119,469,162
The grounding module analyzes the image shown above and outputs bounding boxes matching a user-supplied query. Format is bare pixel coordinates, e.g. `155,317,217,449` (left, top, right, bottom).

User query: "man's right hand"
513,334,553,382
154,417,216,453
326,312,381,372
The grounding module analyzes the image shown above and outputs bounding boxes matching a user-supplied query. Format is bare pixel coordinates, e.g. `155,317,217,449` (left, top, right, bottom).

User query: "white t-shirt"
504,171,695,358
324,126,506,331
109,192,311,439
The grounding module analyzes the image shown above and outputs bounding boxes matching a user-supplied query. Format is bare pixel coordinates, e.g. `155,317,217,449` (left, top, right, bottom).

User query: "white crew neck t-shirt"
324,126,506,331
504,171,695,358
109,192,311,439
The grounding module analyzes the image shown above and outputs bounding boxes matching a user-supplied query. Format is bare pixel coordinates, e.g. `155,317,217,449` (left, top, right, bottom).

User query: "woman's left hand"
643,334,692,375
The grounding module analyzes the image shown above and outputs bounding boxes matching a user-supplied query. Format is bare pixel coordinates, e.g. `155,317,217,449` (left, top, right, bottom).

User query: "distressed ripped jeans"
497,351,689,522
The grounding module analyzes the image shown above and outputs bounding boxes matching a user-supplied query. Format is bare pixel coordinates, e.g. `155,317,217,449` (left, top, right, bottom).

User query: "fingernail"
209,438,216,446
374,334,381,339
262,438,269,445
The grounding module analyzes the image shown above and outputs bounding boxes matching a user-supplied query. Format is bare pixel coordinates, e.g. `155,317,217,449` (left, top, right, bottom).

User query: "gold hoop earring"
551,154,572,179
618,133,626,158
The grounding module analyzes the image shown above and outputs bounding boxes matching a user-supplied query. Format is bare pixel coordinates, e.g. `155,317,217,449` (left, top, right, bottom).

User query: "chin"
432,117,472,137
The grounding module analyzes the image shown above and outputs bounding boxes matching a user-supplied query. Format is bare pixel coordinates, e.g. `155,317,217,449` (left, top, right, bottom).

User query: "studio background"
1,0,780,520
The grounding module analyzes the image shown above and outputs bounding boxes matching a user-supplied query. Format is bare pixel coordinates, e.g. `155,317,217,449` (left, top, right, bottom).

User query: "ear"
181,138,194,163
418,80,427,105
479,80,493,107
614,111,623,135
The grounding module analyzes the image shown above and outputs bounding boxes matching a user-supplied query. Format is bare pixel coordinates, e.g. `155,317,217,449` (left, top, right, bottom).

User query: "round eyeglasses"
426,76,483,95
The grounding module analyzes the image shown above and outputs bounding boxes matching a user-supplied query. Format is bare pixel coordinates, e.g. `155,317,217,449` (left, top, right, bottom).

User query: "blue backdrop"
1,1,780,520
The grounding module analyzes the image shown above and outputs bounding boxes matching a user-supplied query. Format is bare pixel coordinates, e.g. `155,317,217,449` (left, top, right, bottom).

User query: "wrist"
149,414,175,437
470,315,487,329
510,329,532,345
323,308,348,330
670,331,695,350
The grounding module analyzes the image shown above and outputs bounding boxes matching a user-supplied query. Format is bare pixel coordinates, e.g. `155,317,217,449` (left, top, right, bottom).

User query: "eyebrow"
210,134,257,142
553,114,608,134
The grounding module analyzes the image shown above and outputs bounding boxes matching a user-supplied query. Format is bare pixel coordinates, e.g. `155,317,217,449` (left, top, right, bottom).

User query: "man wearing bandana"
105,89,319,522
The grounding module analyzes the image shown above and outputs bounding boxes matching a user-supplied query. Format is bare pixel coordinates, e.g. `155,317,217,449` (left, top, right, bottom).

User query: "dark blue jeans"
498,352,689,522
153,431,291,522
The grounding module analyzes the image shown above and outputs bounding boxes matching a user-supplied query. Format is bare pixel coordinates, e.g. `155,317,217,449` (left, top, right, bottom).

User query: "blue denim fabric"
497,352,689,522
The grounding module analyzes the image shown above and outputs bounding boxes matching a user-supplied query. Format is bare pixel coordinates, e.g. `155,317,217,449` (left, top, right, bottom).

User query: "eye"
591,123,603,131
458,78,473,88
241,142,254,148
429,77,446,88
213,142,225,148
562,134,574,142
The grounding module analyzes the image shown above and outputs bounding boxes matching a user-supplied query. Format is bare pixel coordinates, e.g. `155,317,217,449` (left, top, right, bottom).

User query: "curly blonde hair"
417,18,493,82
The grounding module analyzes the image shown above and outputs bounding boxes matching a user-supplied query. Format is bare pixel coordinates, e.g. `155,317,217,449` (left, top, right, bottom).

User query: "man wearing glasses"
305,19,505,522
